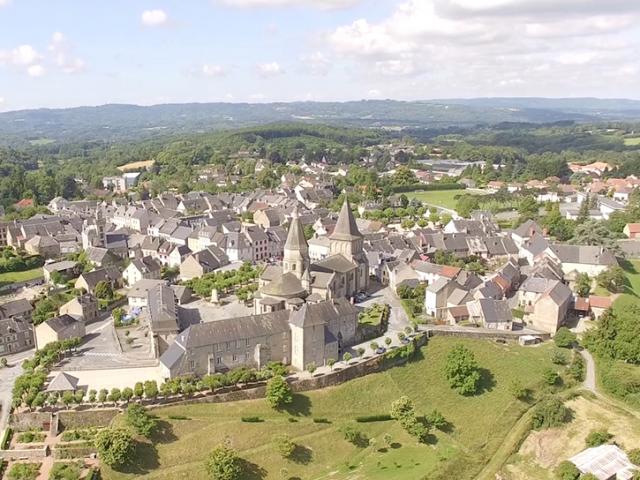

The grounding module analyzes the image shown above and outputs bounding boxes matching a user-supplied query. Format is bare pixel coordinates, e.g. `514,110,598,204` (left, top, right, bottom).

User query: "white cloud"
27,64,45,77
141,9,169,27
218,0,358,9
367,89,382,98
326,0,640,96
257,61,283,77
48,32,85,74
201,64,227,77
0,44,42,66
0,0,11,6
300,52,331,76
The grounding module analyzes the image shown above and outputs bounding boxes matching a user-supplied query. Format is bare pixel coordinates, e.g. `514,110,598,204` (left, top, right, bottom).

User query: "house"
519,277,572,333
623,223,640,239
548,244,618,278
59,294,99,324
34,314,86,350
74,267,122,294
512,220,543,247
253,208,286,229
85,246,120,268
123,256,162,286
570,444,636,480
467,298,513,330
308,236,331,261
42,260,80,285
179,246,229,281
24,235,60,259
146,284,181,357
0,299,34,356
126,279,166,308
598,197,625,220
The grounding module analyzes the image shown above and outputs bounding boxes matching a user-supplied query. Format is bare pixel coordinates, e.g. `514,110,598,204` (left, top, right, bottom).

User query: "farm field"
624,137,640,146
404,189,472,211
102,337,556,480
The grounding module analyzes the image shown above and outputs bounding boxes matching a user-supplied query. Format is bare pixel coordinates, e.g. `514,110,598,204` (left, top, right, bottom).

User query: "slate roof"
549,244,617,266
313,254,356,273
44,314,82,333
0,299,34,320
330,196,362,241
478,298,513,324
261,272,307,298
148,285,179,333
46,372,79,392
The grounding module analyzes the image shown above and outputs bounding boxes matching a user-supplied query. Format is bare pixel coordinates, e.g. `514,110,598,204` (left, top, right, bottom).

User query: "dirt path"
579,348,597,393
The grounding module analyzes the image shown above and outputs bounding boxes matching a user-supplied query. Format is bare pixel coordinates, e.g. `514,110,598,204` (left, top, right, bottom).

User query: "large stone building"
160,297,358,377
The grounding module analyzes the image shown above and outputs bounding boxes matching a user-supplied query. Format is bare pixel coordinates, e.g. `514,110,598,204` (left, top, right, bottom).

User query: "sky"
0,0,639,111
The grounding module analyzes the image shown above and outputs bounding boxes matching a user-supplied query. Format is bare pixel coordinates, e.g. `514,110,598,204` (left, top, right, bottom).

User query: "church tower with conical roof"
329,193,369,292
283,206,310,280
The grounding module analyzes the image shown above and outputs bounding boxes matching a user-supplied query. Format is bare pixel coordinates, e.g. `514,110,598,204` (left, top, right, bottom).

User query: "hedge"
0,428,12,449
355,414,393,423
240,416,263,423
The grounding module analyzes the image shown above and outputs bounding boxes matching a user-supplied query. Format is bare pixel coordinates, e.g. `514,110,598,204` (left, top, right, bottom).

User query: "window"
245,338,250,347
232,354,237,362
226,342,230,351
216,357,222,364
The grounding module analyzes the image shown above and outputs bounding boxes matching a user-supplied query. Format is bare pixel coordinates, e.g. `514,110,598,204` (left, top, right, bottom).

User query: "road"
0,348,34,432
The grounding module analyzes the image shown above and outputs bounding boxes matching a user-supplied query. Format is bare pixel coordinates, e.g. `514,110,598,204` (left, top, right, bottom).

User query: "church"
255,196,369,314
159,197,368,377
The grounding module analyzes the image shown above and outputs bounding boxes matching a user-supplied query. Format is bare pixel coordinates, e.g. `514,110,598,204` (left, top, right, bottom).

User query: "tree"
518,195,539,220
571,220,622,256
596,266,626,293
125,404,157,437
98,389,108,404
568,354,585,382
555,460,580,480
426,410,447,430
340,424,369,448
112,307,124,326
205,441,242,480
94,281,114,300
574,273,592,297
265,376,292,409
121,387,134,403
327,358,336,371
628,448,640,465
94,428,135,468
144,380,158,399
62,391,74,407
390,396,416,422
134,382,144,399
272,434,295,459
585,429,612,447
531,396,571,429
554,327,576,348
108,388,121,403
342,352,352,364
444,345,481,395
49,461,81,480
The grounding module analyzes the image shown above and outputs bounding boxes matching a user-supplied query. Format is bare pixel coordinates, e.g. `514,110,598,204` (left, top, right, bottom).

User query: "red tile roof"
440,266,462,279
589,295,612,310
574,297,589,312
14,198,34,209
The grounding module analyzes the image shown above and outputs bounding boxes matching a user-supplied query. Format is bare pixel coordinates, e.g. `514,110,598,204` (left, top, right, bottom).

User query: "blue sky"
1,0,639,111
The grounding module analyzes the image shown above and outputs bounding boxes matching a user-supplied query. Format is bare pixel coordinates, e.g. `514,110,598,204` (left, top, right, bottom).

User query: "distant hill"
1,98,639,146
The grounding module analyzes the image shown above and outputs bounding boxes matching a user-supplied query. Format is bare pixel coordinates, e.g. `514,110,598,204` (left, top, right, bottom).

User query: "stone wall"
425,327,551,342
58,409,119,430
8,412,50,432
0,446,48,460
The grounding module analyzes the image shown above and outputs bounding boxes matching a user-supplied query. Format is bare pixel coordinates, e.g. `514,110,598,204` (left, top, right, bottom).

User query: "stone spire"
330,191,362,241
284,205,309,253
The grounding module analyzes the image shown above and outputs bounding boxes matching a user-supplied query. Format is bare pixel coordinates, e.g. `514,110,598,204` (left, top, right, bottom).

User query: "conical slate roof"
330,195,362,241
284,205,309,252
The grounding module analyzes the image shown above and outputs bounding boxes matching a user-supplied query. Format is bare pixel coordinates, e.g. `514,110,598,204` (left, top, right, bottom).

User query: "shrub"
340,425,369,448
342,352,352,363
205,441,243,480
509,379,528,400
313,418,330,424
532,396,571,429
585,429,612,447
554,327,576,348
542,368,560,386
240,416,263,423
551,350,567,365
555,460,580,480
568,354,585,382
355,414,392,423
306,362,317,375
272,434,295,458
7,462,40,480
265,376,292,409
426,410,447,430
125,404,157,437
17,431,45,443
49,461,81,480
168,415,189,421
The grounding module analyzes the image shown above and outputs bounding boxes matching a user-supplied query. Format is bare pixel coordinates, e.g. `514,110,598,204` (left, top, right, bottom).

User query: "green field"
624,137,640,146
0,267,43,288
405,189,479,211
103,337,555,480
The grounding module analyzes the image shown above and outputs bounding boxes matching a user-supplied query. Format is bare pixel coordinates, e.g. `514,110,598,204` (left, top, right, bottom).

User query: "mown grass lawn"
103,337,555,480
404,189,469,211
624,137,640,146
0,267,43,288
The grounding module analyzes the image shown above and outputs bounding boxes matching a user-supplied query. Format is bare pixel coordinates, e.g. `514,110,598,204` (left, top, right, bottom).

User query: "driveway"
0,349,34,431
359,282,411,333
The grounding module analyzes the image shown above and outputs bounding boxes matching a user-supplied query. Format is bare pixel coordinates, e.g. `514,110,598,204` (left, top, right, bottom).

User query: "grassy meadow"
103,337,556,480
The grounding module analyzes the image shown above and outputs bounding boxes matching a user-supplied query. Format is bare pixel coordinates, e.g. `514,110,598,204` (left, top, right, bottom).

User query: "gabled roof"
43,314,81,333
